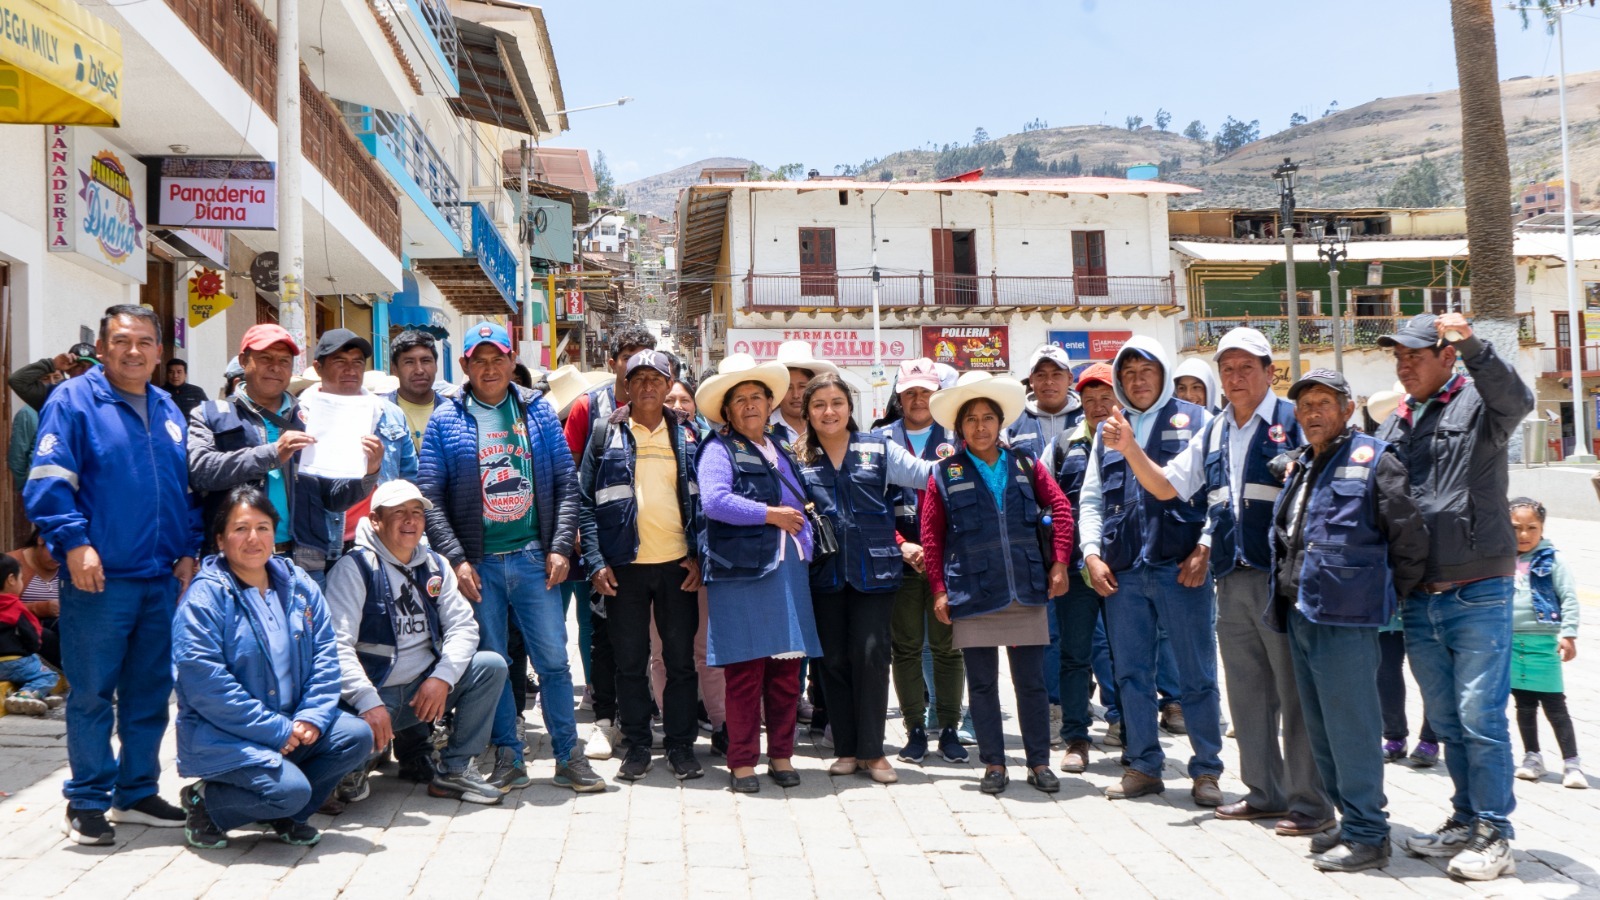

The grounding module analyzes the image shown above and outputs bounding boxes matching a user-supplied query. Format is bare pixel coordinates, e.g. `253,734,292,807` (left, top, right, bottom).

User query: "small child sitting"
1508,498,1584,789
0,554,59,716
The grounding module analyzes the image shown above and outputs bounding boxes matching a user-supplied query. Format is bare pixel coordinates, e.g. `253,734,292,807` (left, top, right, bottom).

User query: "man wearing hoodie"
1103,327,1335,838
1077,336,1223,805
325,480,506,805
1174,358,1223,414
1004,344,1083,458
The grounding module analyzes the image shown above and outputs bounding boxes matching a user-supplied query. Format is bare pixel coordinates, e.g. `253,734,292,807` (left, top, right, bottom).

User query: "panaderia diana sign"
46,124,145,283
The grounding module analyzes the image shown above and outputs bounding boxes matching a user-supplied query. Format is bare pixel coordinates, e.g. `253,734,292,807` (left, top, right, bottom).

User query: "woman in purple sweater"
694,355,822,793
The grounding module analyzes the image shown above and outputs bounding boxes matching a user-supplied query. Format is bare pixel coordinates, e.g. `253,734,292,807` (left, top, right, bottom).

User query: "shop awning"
0,0,122,125
451,17,545,135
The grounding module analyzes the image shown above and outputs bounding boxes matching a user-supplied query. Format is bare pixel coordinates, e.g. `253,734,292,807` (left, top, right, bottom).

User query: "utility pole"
870,201,883,420
1555,10,1594,461
520,139,536,368
1274,158,1301,378
277,0,306,373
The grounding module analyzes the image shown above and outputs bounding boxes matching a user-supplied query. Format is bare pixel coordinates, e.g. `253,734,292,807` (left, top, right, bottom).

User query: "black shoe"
180,782,202,814
668,746,704,780
109,795,185,828
555,753,609,793
710,723,729,758
937,727,969,764
617,744,653,782
184,795,228,850
1027,767,1061,793
898,726,929,764
729,771,760,793
1310,829,1343,855
396,752,436,783
980,768,1010,794
767,766,801,788
269,818,321,846
1313,839,1391,873
63,806,115,846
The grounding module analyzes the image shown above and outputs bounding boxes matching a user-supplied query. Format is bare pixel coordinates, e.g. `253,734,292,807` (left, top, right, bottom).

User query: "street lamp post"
1312,219,1352,375
1273,158,1301,376
1549,6,1594,461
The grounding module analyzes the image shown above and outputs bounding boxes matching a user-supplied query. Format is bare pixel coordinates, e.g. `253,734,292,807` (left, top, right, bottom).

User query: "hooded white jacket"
1173,358,1222,412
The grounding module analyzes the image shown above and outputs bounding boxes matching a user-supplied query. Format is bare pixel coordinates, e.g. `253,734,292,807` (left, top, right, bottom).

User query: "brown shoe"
1276,811,1336,837
1160,702,1188,736
1191,774,1223,807
1105,768,1165,800
1058,740,1091,774
1214,799,1285,820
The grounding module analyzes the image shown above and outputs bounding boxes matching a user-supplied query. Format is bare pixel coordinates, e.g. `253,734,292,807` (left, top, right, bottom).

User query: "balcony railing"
341,104,463,240
467,202,517,307
165,0,401,255
399,0,459,69
1183,311,1541,352
741,273,1176,310
1546,345,1600,374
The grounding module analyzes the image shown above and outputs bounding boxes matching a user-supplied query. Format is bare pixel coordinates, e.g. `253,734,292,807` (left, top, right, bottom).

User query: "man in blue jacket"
418,321,604,794
24,305,202,845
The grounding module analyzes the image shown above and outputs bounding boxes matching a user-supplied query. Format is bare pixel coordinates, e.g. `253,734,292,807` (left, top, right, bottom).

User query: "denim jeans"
1090,608,1180,725
0,654,58,695
203,712,372,832
1102,563,1223,780
1054,578,1101,742
1403,577,1516,837
1288,611,1389,846
473,546,580,762
59,576,177,811
376,651,506,774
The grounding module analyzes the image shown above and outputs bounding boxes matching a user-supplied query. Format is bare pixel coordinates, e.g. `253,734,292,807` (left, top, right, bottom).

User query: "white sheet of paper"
297,391,376,479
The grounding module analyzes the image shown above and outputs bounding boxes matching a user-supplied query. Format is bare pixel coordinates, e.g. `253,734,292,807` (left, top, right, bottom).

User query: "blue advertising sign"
1048,331,1090,357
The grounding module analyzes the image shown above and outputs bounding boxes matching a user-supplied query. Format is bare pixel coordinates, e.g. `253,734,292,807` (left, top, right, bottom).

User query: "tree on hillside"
1289,112,1308,127
595,151,617,204
1323,100,1341,118
1126,115,1144,131
1380,155,1448,207
1022,118,1049,132
1010,144,1046,175
1063,153,1083,176
1212,117,1261,156
768,163,805,181
973,127,990,145
1155,108,1172,132
1182,120,1208,142
745,162,762,181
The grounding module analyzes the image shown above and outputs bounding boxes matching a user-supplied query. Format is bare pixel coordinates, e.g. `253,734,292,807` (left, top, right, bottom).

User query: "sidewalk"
3,559,1599,899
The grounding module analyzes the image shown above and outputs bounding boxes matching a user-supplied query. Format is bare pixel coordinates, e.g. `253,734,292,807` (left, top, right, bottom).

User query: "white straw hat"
695,353,792,426
928,371,1027,431
542,365,590,419
773,339,841,378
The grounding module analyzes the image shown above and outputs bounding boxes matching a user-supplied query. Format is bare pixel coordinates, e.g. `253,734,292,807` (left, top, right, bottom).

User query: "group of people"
3,301,1579,884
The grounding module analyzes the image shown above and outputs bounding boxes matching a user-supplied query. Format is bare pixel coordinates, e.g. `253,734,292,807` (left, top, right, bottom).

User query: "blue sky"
536,1,1600,184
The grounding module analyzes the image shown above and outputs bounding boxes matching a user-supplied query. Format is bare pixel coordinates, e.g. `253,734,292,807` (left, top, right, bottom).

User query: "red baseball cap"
1076,362,1114,391
240,324,300,356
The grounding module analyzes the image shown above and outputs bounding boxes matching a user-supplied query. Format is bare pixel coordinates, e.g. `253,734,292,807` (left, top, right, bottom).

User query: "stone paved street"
4,516,1600,899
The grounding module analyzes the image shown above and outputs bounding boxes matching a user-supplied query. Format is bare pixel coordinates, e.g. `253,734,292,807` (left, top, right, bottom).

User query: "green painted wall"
1200,259,1470,317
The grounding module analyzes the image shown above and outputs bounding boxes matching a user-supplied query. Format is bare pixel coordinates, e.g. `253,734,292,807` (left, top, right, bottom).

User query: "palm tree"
1450,0,1515,349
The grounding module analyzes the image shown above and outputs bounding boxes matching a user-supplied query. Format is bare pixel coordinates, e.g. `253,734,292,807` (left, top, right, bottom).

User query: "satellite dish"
251,252,279,293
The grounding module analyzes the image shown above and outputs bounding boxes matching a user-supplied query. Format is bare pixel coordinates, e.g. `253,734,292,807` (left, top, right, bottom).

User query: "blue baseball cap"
464,321,512,355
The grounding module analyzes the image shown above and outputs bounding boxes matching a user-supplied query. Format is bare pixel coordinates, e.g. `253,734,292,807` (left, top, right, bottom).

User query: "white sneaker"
584,719,616,760
1405,817,1474,858
1564,760,1588,790
1446,821,1516,881
1515,751,1546,781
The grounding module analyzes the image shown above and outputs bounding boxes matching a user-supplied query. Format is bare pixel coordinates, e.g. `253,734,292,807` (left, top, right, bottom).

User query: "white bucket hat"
928,371,1027,432
695,353,792,426
773,339,841,379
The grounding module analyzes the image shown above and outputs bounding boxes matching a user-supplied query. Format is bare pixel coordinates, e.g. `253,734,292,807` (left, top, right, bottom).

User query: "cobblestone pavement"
4,516,1600,899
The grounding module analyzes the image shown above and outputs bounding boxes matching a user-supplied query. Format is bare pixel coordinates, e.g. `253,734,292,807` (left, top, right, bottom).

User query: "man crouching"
326,480,507,804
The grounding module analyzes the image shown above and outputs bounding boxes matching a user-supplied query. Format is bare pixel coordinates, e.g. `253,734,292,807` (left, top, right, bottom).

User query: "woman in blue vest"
921,373,1075,794
798,372,934,784
694,355,823,793
171,485,371,850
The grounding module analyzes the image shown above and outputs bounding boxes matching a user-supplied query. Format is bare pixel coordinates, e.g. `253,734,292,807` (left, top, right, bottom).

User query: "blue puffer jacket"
172,555,349,779
417,384,579,566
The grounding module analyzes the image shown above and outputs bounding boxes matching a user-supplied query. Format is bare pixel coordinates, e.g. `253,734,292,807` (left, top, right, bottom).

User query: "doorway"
932,228,977,306
798,227,837,298
1072,230,1108,297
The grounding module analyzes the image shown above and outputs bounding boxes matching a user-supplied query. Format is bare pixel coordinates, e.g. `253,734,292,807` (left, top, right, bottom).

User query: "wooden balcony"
1182,311,1539,352
741,273,1177,311
164,0,401,256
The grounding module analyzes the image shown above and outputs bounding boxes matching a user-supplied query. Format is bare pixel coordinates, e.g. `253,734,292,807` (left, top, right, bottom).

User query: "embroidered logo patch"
1268,424,1288,443
948,463,964,480
1170,412,1190,429
936,442,955,459
1350,446,1375,464
858,450,873,466
37,434,57,456
478,325,493,337
166,420,184,443
427,575,443,597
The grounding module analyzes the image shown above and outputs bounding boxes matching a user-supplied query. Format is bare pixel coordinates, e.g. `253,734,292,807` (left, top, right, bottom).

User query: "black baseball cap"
1288,368,1352,401
1376,313,1441,350
625,349,672,381
68,342,99,366
313,328,373,361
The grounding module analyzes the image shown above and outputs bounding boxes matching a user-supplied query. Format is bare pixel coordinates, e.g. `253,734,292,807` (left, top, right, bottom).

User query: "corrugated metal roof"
1173,234,1600,263
683,176,1200,196
677,187,732,321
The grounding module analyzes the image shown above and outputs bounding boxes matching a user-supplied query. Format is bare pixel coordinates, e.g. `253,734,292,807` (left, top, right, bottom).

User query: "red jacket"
0,593,43,658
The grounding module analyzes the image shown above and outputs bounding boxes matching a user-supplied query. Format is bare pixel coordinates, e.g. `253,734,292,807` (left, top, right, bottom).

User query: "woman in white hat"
920,373,1075,794
694,355,823,792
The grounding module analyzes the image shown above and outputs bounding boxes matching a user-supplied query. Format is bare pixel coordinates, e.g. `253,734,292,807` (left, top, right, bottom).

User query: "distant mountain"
620,157,754,219
623,69,1600,219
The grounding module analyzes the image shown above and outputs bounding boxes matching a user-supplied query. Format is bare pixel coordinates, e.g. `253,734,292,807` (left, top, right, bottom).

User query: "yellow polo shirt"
630,417,688,563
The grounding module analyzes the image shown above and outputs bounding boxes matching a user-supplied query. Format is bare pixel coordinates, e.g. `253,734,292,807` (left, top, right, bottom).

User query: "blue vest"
1282,432,1397,627
801,432,903,594
1095,396,1208,573
698,430,803,582
585,383,617,436
1005,405,1085,458
1526,545,1563,625
876,420,957,548
932,450,1050,618
1205,397,1302,577
347,546,446,687
1049,432,1094,569
589,413,699,568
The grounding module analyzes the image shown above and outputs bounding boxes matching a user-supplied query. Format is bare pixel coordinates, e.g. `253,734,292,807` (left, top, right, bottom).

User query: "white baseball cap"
1213,327,1272,361
1027,343,1073,374
370,480,433,512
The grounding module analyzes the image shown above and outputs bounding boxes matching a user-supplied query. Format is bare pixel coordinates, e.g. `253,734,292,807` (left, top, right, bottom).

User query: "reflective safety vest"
876,420,957,551
1204,397,1302,577
347,545,446,688
1282,432,1397,627
932,450,1050,619
1095,396,1208,574
1049,432,1094,569
698,430,805,582
585,383,617,435
1004,404,1084,459
587,411,700,569
801,432,903,594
